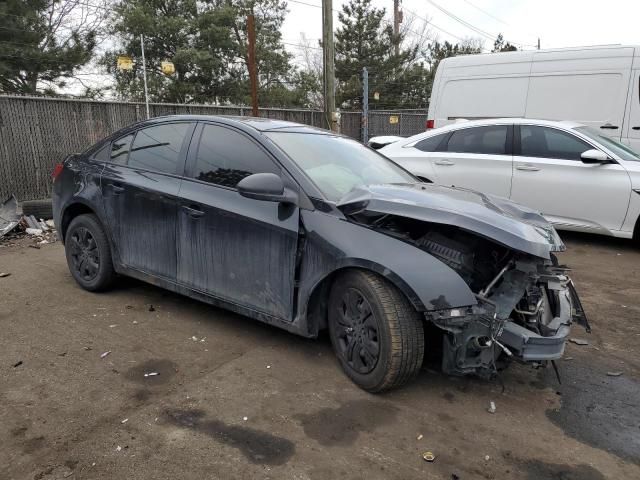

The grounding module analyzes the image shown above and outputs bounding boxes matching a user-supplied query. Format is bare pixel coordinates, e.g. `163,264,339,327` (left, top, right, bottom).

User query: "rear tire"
328,270,425,392
64,214,115,291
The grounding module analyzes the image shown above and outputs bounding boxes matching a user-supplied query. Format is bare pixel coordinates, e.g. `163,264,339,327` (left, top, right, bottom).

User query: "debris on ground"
148,304,155,312
607,371,623,377
0,272,10,278
84,346,92,351
115,446,122,452
484,455,490,461
569,338,589,346
121,418,128,424
564,356,574,360
416,434,423,440
0,195,20,238
13,360,23,368
1,200,57,247
100,351,112,359
243,416,248,421
488,401,496,414
422,451,435,462
144,372,159,377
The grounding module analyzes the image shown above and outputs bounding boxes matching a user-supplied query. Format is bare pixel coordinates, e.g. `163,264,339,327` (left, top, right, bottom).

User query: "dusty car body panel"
337,184,565,259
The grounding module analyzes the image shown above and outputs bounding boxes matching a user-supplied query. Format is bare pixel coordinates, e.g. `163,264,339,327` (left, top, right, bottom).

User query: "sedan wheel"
64,214,115,291
328,270,425,392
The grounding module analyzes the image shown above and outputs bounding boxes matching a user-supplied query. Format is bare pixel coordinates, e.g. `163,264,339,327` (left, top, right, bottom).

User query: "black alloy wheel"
68,226,100,282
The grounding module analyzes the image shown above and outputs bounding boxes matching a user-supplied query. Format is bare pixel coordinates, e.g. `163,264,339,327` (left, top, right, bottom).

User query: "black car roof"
137,114,331,134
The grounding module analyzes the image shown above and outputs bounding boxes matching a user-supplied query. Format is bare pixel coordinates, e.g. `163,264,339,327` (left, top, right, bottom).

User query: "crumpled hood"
337,183,564,259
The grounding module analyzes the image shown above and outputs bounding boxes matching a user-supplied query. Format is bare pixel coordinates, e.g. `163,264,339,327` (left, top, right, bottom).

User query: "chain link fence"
0,95,426,201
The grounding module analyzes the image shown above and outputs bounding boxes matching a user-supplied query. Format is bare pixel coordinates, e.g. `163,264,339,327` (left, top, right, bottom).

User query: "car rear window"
110,134,134,164
128,123,191,174
415,133,448,152
445,125,509,155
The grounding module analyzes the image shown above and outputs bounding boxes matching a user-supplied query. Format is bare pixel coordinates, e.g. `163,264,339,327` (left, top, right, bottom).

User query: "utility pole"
322,0,338,132
140,34,150,119
362,67,369,144
537,38,541,50
393,0,401,56
247,14,259,117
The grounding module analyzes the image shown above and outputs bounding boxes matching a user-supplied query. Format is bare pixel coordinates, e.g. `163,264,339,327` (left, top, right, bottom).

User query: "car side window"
445,126,508,155
415,133,448,152
110,134,134,164
193,124,280,188
128,123,191,174
93,144,110,162
520,126,591,161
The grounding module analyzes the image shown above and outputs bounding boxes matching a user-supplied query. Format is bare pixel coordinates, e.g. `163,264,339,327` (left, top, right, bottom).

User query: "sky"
282,0,640,62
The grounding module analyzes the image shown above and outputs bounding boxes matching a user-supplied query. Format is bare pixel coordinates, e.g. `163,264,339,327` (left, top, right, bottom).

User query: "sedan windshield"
575,126,640,162
265,132,416,201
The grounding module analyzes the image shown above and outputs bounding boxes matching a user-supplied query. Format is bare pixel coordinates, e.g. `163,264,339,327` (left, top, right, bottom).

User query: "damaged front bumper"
427,262,590,377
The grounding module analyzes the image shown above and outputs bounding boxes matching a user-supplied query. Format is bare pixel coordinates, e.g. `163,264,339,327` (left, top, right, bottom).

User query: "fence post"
362,67,368,144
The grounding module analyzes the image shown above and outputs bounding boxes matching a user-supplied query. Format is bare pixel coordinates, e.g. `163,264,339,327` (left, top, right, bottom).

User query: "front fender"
297,210,477,321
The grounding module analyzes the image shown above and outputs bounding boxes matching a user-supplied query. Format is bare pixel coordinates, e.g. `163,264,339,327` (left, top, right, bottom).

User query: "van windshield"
575,127,640,162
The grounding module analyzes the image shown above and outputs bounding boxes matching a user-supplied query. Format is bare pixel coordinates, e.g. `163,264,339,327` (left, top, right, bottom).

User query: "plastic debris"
484,455,490,461
115,446,122,452
25,228,43,236
191,336,198,341
109,324,118,328
46,220,55,228
422,451,435,462
0,272,10,278
100,351,112,359
266,365,271,369
488,401,496,414
416,434,423,440
568,338,589,346
13,360,23,368
607,371,623,377
121,418,129,424
132,320,138,324
243,416,248,421
144,372,159,377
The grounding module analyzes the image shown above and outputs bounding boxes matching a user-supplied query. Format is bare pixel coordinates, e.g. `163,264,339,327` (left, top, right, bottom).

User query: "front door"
177,123,299,321
100,122,194,280
510,124,631,233
430,124,514,198
624,70,640,152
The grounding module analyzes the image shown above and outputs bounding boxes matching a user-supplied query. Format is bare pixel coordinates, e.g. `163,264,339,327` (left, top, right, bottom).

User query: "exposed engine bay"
348,212,591,378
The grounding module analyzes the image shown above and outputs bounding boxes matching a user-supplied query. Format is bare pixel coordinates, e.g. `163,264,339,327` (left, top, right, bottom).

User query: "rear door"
624,69,640,152
430,124,514,198
176,123,300,321
510,124,630,233
101,122,194,280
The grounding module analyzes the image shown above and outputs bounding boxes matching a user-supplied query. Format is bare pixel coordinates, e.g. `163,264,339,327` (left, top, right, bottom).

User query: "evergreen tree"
492,33,517,52
334,0,424,110
0,0,100,94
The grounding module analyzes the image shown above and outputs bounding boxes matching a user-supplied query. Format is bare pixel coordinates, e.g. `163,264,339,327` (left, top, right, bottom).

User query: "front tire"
64,214,115,291
328,270,425,392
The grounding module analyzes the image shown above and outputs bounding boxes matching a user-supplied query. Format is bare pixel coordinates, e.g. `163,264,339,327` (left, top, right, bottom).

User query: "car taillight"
426,119,435,129
52,163,64,181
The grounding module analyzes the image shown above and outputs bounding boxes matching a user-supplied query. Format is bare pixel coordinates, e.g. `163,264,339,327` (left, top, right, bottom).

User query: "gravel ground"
1,231,639,480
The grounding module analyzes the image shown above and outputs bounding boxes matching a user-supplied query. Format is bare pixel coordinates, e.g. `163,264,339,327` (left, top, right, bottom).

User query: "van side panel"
431,52,534,128
526,47,634,135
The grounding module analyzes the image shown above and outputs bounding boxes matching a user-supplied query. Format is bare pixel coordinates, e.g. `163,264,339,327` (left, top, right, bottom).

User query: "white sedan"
380,118,640,240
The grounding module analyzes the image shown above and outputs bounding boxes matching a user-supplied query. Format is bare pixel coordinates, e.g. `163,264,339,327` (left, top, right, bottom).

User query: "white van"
427,45,640,151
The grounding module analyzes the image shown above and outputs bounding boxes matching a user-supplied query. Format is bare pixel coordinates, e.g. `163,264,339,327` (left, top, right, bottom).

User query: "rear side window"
110,134,134,164
415,133,448,152
128,123,191,174
193,124,279,188
445,126,509,155
93,144,110,162
520,126,591,161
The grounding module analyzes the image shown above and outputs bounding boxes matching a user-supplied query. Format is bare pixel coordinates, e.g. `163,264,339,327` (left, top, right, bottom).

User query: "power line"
425,0,495,41
459,0,509,26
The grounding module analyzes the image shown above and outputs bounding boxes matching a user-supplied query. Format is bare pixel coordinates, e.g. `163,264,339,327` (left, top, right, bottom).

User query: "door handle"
632,126,640,131
108,183,125,194
434,159,455,166
600,124,619,130
516,164,540,171
181,205,205,218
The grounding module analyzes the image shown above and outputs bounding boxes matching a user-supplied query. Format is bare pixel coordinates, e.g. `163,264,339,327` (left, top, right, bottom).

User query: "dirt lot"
1,231,639,480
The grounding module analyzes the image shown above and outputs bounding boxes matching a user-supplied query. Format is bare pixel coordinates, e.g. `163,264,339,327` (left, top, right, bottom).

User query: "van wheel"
328,270,425,392
65,214,115,291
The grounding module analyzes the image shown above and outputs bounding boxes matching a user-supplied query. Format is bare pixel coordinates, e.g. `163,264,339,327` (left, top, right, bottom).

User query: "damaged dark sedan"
52,115,590,392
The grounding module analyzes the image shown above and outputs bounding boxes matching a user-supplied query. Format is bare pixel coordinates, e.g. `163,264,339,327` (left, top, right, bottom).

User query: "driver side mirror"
237,173,298,205
581,149,613,164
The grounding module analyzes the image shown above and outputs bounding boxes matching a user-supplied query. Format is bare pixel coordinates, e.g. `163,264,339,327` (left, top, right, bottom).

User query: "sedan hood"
336,183,564,259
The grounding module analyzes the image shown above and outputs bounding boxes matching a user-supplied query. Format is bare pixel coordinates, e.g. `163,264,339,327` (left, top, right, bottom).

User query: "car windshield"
575,126,640,161
265,132,416,201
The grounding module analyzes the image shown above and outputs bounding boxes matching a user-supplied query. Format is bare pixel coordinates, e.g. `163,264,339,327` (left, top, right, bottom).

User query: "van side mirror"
237,173,298,205
580,149,613,164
